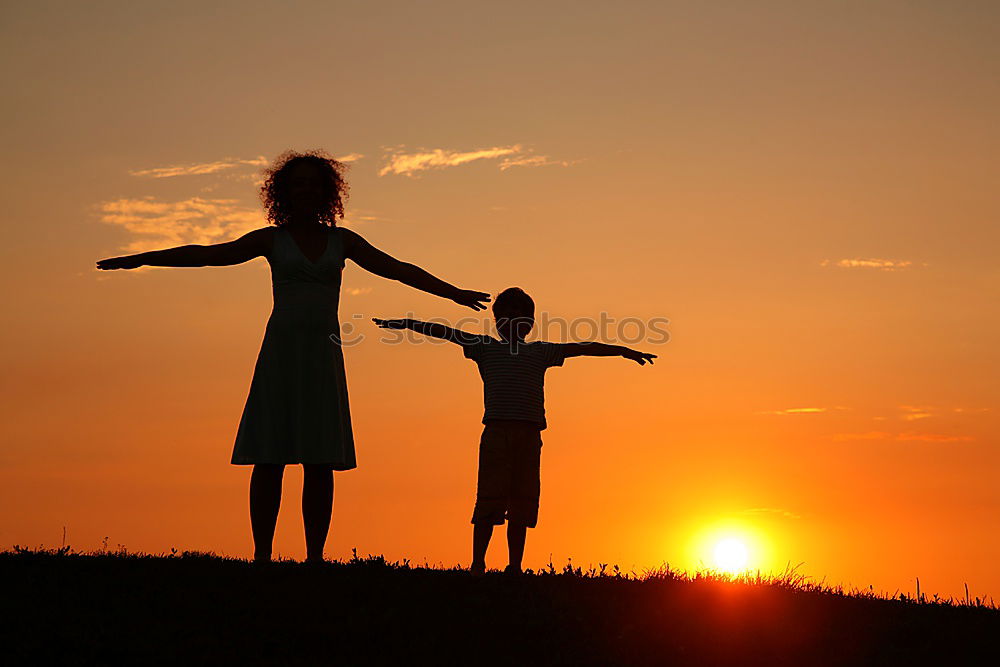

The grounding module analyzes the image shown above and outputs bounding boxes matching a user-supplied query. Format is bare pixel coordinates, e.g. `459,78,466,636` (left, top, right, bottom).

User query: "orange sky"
2,2,998,599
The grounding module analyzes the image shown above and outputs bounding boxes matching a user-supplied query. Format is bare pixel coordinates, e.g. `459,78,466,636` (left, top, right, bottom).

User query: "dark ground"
2,550,997,666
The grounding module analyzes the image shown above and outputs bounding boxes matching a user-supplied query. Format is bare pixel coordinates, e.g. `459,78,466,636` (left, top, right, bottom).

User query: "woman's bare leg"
302,464,334,562
250,464,285,562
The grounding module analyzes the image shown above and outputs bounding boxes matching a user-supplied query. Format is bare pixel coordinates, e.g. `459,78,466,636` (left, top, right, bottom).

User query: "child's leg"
506,522,528,572
470,424,509,572
506,425,542,572
472,522,494,572
302,464,334,562
250,463,285,562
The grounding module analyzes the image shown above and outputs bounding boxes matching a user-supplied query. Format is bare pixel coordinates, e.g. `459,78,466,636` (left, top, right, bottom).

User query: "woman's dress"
231,225,356,468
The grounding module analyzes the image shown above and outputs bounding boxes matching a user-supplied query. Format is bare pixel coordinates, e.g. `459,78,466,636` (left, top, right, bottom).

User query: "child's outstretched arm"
372,318,479,345
562,342,657,366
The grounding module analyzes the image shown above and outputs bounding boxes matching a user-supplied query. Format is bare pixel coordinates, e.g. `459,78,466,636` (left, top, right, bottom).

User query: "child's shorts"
471,420,543,528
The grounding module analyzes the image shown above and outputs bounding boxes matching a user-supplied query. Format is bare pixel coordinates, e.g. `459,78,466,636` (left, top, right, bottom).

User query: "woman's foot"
470,561,486,576
503,564,522,577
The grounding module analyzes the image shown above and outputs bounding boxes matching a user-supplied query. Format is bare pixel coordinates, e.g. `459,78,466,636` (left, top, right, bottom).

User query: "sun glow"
713,538,750,573
684,520,771,575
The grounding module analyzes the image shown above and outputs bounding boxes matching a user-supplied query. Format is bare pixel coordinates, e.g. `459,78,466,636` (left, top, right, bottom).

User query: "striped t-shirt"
462,336,567,430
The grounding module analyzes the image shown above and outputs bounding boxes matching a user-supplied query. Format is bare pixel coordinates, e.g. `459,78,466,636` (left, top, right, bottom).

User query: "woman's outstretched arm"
96,228,274,270
340,228,490,311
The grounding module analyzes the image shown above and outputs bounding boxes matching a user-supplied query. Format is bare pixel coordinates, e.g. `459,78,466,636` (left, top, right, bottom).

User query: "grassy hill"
2,548,997,666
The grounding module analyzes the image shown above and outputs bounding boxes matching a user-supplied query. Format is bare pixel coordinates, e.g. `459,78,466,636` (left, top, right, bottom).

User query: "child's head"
493,287,535,341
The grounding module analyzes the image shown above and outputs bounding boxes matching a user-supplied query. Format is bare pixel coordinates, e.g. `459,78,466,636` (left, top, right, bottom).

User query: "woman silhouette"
97,149,490,563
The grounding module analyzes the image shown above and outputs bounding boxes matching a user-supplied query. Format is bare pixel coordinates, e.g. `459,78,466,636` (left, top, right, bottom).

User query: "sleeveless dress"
231,225,356,468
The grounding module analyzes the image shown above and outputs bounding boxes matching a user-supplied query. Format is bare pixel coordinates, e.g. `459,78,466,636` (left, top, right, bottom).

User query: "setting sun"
713,538,750,573
685,520,770,576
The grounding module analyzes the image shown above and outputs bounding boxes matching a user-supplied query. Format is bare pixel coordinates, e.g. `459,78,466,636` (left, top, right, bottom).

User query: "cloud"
129,153,363,179
129,156,269,179
757,407,840,415
378,144,573,177
98,196,263,252
899,405,933,421
379,145,521,176
831,431,891,441
895,432,975,443
740,507,801,520
831,431,974,443
344,287,373,296
820,258,916,271
498,155,578,171
341,212,386,226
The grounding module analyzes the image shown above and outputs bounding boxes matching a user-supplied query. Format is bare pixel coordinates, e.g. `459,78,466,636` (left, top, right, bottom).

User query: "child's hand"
452,289,491,312
372,318,409,329
622,348,657,366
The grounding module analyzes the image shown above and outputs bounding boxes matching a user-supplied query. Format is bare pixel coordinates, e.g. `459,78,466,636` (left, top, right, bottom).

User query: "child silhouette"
374,287,656,575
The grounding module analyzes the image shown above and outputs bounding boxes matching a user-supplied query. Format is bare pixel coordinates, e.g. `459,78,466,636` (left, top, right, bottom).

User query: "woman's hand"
96,255,144,270
452,289,491,311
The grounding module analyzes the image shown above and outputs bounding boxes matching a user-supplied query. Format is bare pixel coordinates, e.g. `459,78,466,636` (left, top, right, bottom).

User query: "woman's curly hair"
260,149,350,226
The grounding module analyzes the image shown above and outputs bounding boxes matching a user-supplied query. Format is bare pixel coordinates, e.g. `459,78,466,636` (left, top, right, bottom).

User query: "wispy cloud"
498,154,578,171
344,287,373,296
896,432,975,443
99,197,386,252
341,212,387,226
130,153,363,179
899,405,933,421
98,196,262,252
757,407,848,415
379,145,521,176
130,156,269,179
378,144,573,177
740,507,801,520
831,431,974,443
831,431,892,441
821,258,916,271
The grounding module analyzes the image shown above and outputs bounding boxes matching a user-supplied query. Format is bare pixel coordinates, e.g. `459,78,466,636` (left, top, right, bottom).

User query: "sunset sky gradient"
1,1,998,599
